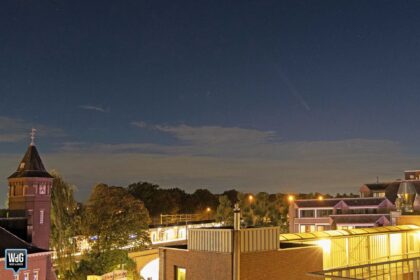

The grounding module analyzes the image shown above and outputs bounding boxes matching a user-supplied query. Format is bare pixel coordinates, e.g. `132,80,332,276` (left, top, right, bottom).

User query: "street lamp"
318,195,324,201
287,195,295,203
206,207,211,220
248,194,254,203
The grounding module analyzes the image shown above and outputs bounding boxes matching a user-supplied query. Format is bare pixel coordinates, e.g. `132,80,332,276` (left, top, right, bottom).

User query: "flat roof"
280,225,420,242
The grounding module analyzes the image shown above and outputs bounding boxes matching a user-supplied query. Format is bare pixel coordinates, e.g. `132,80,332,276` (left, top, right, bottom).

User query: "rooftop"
0,226,48,258
280,225,419,242
294,197,389,208
8,144,52,179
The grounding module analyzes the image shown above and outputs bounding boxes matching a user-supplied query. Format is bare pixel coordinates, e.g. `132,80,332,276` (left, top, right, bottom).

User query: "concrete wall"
240,246,323,280
159,248,232,280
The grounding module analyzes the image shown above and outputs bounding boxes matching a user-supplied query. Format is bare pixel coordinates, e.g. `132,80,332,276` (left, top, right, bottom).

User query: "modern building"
288,197,394,233
158,206,420,280
0,134,56,279
158,207,323,280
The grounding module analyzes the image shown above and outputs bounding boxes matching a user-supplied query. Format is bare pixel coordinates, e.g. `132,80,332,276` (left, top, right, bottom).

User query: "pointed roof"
0,226,48,258
8,144,53,179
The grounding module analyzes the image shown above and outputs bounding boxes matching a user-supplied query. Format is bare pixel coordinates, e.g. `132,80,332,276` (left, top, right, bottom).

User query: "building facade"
0,137,56,280
288,197,394,233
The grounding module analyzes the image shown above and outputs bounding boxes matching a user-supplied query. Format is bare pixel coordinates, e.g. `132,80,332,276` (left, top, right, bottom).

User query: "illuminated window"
300,224,315,233
317,225,325,231
175,267,186,280
14,274,19,280
40,210,44,224
24,272,29,280
33,271,39,280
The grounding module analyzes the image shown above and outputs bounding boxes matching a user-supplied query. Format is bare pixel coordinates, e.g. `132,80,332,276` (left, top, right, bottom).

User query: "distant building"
288,197,394,233
289,170,420,233
0,136,56,279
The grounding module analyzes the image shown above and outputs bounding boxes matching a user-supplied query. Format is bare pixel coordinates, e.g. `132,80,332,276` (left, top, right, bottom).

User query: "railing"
160,214,202,224
309,254,420,280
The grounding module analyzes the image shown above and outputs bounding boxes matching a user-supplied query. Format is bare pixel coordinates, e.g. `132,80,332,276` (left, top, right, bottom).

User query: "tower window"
40,210,44,224
39,185,46,195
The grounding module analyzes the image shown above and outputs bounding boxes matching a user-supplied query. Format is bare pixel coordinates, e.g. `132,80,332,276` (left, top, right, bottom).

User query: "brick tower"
7,130,53,249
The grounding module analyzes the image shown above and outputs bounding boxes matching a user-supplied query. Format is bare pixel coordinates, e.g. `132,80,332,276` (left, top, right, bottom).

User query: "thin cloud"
78,105,108,113
131,122,276,145
131,121,148,128
0,116,65,143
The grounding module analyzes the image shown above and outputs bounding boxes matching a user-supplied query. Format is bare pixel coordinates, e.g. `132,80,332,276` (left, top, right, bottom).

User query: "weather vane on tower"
30,128,36,146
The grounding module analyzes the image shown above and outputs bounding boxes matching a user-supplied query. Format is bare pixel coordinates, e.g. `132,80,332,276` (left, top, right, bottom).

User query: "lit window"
175,267,186,280
300,224,315,233
14,274,19,280
33,271,39,280
24,272,29,280
40,210,44,224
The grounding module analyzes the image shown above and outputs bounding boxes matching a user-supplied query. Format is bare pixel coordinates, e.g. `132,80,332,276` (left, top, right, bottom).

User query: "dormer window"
19,162,25,169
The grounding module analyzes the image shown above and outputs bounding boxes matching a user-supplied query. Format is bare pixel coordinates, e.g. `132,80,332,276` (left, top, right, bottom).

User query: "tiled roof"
330,214,390,224
294,197,387,208
8,145,52,179
294,199,341,208
0,226,47,258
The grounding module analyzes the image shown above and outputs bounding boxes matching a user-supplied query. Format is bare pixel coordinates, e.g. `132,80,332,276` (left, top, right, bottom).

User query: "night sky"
1,0,420,201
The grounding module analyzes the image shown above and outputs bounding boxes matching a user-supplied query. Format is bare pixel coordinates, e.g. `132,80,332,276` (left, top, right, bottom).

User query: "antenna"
30,128,36,146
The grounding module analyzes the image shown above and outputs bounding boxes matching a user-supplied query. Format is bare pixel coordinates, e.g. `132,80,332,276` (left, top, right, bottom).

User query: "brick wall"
240,246,323,280
0,252,53,280
160,246,323,280
159,248,232,280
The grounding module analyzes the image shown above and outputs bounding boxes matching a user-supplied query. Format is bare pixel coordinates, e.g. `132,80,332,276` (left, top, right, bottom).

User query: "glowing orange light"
318,195,324,201
288,195,295,202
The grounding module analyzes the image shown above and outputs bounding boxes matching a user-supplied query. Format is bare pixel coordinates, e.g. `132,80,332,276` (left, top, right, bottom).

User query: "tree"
83,184,150,252
238,192,288,229
50,172,81,279
215,195,233,225
74,250,140,280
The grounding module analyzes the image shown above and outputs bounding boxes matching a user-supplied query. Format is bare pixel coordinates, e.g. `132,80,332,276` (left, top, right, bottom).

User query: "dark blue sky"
1,0,420,200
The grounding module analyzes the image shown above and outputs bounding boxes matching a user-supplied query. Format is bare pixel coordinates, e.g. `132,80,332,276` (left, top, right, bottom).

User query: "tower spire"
30,128,36,146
